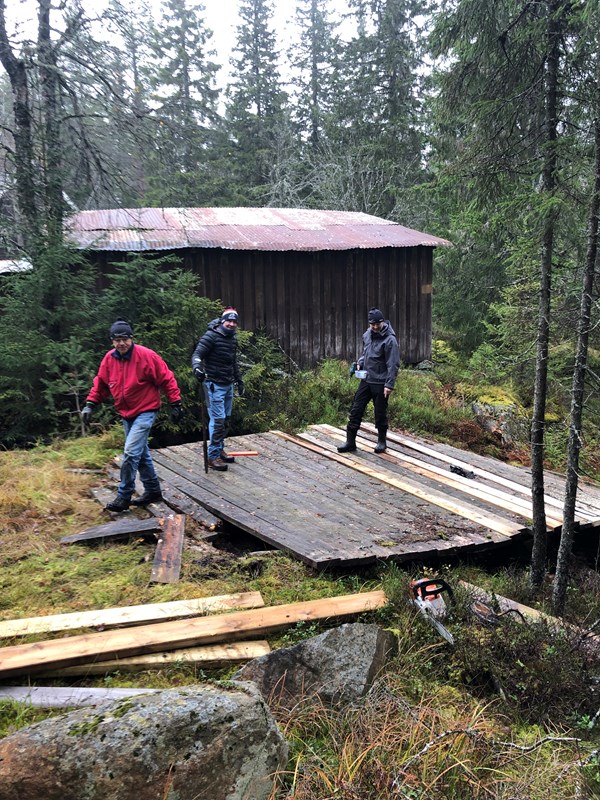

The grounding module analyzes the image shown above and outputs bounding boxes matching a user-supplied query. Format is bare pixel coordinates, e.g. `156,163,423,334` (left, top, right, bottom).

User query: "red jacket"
87,344,181,420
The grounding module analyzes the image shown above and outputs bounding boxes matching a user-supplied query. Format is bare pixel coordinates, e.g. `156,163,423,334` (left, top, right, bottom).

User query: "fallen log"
0,590,387,678
460,581,600,654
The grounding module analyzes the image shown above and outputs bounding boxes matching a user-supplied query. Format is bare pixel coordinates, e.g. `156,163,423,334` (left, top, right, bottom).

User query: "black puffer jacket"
191,319,241,385
358,320,400,389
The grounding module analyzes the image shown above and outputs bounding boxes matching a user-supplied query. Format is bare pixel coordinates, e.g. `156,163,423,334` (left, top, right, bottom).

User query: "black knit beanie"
109,320,134,339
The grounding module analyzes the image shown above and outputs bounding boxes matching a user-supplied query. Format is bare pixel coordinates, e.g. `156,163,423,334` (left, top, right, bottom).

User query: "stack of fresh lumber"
0,589,387,680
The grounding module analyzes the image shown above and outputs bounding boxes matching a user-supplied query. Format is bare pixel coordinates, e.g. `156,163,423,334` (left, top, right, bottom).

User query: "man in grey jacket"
338,308,400,454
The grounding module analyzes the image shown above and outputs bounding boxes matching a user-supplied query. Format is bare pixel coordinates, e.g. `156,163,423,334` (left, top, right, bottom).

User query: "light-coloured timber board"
313,424,560,526
361,422,600,521
0,686,159,708
40,641,271,676
150,514,185,583
0,590,387,678
276,431,522,538
0,592,265,639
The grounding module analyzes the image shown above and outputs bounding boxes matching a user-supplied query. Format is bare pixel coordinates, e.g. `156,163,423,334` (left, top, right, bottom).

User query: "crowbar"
197,383,209,474
226,451,259,457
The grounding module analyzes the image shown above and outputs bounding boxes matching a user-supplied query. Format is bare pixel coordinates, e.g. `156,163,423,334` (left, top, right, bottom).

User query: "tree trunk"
552,87,600,614
0,0,41,251
38,0,64,249
529,0,562,592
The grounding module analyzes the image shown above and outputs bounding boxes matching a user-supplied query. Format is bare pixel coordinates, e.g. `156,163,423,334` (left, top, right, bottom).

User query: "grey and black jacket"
357,320,400,389
191,318,241,385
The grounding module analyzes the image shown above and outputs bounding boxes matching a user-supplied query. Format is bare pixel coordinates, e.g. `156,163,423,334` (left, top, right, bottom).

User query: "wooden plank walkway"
145,424,600,568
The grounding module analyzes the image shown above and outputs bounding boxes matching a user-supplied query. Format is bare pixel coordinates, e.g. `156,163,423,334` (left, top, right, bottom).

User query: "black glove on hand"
81,402,95,426
170,402,185,423
237,380,245,397
193,367,206,383
349,361,357,376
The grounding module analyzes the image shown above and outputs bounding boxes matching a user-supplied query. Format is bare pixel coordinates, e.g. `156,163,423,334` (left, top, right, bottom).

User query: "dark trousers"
347,381,389,432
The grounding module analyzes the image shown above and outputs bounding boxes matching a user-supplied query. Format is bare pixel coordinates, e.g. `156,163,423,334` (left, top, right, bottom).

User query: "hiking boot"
105,496,130,513
220,452,236,463
130,490,163,506
208,458,228,472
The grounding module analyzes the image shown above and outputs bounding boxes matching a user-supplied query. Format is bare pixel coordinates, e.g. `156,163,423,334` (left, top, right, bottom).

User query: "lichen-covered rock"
233,623,397,707
0,682,287,800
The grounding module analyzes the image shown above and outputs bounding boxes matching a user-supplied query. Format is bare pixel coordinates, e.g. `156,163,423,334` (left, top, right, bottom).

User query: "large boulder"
0,682,287,800
233,623,397,707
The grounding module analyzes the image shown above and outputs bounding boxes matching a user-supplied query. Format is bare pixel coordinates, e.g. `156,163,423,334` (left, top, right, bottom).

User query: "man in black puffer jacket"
337,308,400,455
191,308,244,471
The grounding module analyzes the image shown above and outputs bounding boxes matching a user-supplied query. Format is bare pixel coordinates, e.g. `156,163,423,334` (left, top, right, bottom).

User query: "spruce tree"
225,0,287,201
143,0,221,205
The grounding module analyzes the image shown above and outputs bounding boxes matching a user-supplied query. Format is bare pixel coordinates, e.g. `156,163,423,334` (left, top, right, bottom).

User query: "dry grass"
272,677,590,799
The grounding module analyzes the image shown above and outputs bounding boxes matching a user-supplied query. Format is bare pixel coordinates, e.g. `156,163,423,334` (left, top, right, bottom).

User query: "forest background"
2,1,600,794
1,0,600,606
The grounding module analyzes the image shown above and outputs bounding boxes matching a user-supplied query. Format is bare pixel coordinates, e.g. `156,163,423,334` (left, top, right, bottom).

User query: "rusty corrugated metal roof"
65,207,451,252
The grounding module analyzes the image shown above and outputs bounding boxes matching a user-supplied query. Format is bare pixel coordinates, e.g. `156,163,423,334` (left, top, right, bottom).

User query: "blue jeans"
118,411,160,500
204,382,233,461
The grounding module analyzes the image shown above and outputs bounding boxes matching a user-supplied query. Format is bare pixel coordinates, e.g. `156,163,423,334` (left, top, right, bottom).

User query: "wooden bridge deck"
151,424,600,569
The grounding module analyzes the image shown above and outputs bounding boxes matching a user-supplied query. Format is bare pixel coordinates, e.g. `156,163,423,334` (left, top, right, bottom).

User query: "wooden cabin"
66,207,450,368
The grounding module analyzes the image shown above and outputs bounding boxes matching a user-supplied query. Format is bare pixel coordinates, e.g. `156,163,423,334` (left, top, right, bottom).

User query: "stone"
233,623,397,708
0,682,287,800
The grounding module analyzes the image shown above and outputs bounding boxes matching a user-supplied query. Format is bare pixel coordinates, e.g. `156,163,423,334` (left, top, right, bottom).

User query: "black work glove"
236,380,245,397
349,361,357,376
81,402,96,426
193,367,206,383
170,402,185,423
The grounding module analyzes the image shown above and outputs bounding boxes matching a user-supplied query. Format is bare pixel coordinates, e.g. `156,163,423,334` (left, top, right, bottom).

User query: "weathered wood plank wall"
93,246,434,367
187,246,433,367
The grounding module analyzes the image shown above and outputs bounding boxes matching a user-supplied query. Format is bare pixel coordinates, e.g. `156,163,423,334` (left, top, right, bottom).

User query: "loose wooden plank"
60,517,162,545
361,422,599,522
0,686,159,708
0,592,265,639
150,514,185,583
315,424,563,527
276,431,522,538
0,591,387,678
40,641,271,676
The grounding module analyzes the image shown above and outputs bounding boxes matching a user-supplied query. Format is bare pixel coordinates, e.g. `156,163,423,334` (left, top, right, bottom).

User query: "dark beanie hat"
368,308,384,323
109,319,133,339
221,308,239,322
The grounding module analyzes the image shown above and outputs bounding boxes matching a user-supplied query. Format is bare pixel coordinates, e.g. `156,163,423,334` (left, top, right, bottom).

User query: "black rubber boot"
374,427,388,453
337,429,358,453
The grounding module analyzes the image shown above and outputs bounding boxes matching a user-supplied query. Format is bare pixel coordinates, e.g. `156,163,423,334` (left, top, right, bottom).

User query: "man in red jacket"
82,320,185,512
